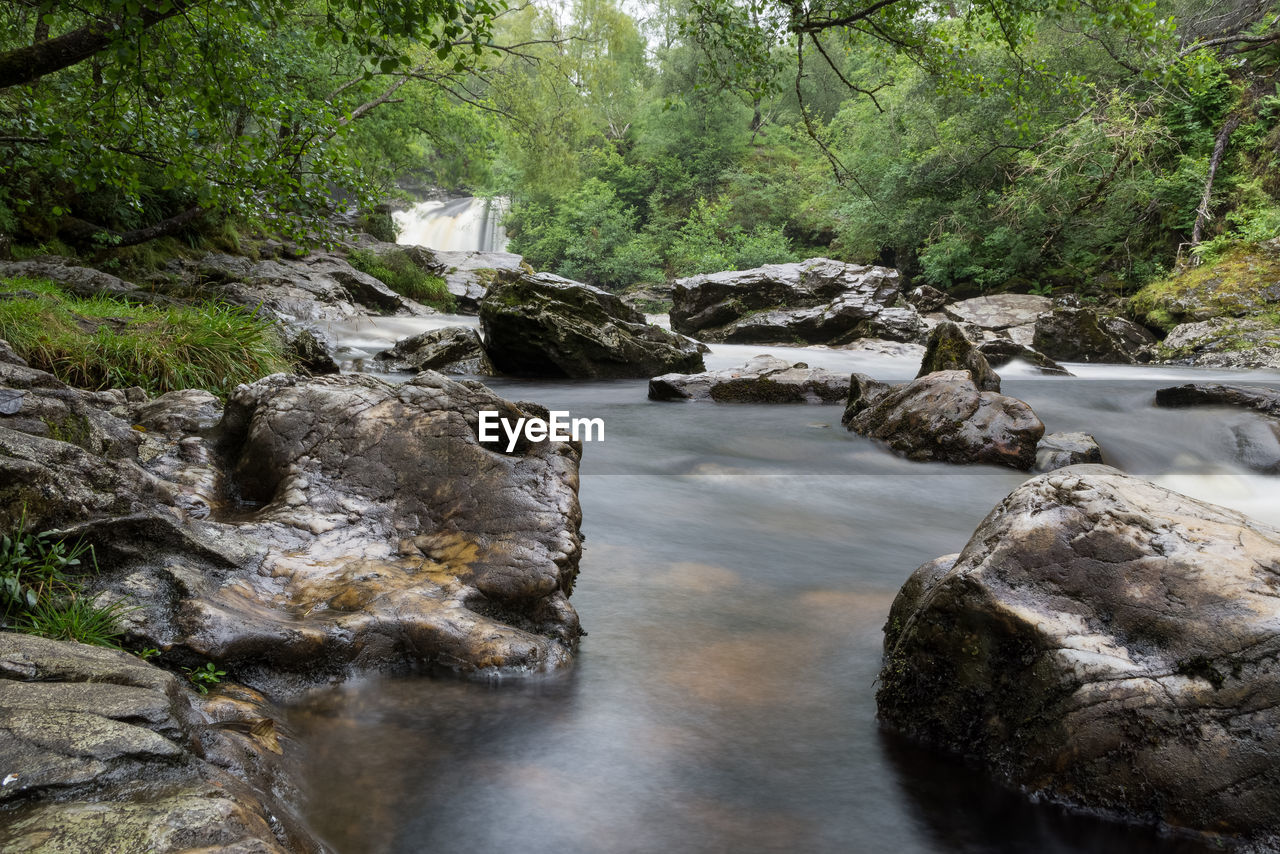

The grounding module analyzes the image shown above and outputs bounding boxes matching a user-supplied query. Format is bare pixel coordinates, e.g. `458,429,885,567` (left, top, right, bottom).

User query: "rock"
0,258,141,299
670,258,923,345
878,465,1280,845
134,390,222,435
374,326,494,375
905,284,948,312
481,271,705,378
841,373,893,425
1159,317,1280,369
649,355,848,403
844,370,1044,469
1231,420,1280,474
917,322,1001,391
180,251,434,325
362,241,526,313
287,327,340,376
1034,431,1102,471
1,371,585,685
975,338,1070,376
0,633,318,853
1033,305,1155,363
943,293,1051,330
1155,383,1280,417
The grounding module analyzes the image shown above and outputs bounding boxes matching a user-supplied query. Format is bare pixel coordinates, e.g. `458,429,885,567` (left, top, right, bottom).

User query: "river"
293,314,1280,853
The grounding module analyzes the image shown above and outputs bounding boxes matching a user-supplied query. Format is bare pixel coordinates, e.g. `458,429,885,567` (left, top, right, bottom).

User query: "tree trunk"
58,206,206,249
1191,114,1242,248
0,3,189,89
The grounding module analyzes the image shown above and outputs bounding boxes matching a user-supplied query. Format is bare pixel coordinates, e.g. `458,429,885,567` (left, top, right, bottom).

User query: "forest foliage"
2,0,1280,298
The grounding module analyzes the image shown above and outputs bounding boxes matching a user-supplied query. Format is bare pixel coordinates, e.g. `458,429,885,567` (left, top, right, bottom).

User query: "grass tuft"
347,248,455,311
0,276,291,395
1,511,127,648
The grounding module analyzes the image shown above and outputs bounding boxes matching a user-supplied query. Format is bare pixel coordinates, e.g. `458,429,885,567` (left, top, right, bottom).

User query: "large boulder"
669,258,923,345
975,338,1071,376
1033,304,1155,363
374,325,495,375
480,271,705,378
649,355,848,403
917,322,1001,391
1,369,585,686
878,466,1280,845
843,370,1044,469
0,633,320,853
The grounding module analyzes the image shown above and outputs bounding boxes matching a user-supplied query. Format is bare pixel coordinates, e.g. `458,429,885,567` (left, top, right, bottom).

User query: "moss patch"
1129,243,1280,332
347,248,455,311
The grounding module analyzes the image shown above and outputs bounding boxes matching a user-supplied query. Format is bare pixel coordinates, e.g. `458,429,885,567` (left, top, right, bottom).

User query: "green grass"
347,248,455,310
1,514,126,649
0,276,291,395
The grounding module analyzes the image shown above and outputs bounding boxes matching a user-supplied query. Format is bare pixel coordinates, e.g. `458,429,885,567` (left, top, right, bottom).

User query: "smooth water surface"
289,331,1280,853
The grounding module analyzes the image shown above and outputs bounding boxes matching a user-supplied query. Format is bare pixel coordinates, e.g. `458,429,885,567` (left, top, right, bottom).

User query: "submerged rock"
878,466,1280,845
1033,304,1155,363
1034,431,1102,471
975,338,1070,376
1155,382,1280,417
670,258,923,345
917,322,1001,391
481,271,705,378
649,355,847,403
0,633,319,853
374,325,495,375
844,370,1044,469
1,370,585,685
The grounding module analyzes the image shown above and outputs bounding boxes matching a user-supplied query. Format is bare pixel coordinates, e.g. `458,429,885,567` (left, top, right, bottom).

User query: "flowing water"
296,315,1280,853
393,196,509,252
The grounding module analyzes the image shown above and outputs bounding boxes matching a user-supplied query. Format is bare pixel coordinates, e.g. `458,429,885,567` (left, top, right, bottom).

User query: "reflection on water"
289,337,1278,853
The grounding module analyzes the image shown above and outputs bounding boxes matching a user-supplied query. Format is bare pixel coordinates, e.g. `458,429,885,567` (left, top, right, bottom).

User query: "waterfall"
393,196,509,253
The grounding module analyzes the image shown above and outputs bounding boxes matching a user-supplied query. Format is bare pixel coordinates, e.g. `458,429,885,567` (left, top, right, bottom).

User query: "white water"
393,196,509,252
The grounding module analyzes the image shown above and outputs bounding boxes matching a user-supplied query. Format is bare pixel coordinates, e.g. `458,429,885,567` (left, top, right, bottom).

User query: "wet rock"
670,258,922,345
1033,305,1155,363
649,355,848,403
0,633,318,854
287,327,340,376
481,271,705,378
841,373,893,425
917,322,1001,391
906,284,948,313
374,326,494,375
1034,431,1102,472
1155,382,1280,417
844,370,1044,469
1159,317,1280,369
2,371,585,684
1232,420,1280,474
975,338,1071,376
878,465,1280,845
134,390,222,435
943,294,1051,331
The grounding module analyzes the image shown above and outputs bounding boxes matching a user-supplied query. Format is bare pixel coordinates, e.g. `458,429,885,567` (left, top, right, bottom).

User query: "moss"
43,413,92,450
1129,244,1280,331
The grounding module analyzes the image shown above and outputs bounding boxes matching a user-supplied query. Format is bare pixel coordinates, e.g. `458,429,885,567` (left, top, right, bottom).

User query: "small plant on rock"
185,661,227,694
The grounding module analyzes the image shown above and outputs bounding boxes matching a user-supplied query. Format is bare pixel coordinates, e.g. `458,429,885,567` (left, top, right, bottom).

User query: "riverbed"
294,315,1280,853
